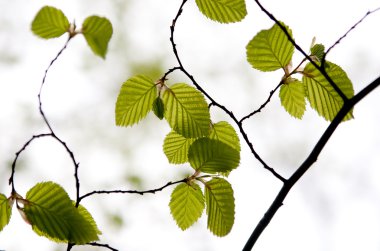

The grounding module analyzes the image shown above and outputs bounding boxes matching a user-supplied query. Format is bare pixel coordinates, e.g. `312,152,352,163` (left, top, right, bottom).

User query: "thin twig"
88,242,119,251
8,133,52,192
78,178,187,203
240,81,283,123
38,37,72,133
324,7,380,58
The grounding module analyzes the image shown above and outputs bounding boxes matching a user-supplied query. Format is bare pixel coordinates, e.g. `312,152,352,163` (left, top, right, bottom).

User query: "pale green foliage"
163,131,196,164
303,61,354,121
310,43,325,62
115,75,157,126
152,97,165,120
76,204,102,236
205,178,235,237
209,121,240,152
163,83,211,138
195,0,247,23
0,193,12,231
31,6,113,59
82,16,113,59
246,21,294,72
23,182,100,244
169,183,205,230
279,79,306,119
188,138,240,174
246,22,354,121
31,6,70,39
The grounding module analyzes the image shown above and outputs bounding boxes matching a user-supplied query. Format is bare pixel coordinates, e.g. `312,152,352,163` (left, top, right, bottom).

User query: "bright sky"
1,0,380,251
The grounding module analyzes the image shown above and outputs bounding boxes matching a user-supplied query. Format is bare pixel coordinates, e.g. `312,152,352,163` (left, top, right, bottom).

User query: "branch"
88,242,119,251
36,37,82,206
324,7,380,58
78,178,187,203
8,133,52,192
239,81,283,122
38,37,72,133
168,0,285,182
243,75,380,250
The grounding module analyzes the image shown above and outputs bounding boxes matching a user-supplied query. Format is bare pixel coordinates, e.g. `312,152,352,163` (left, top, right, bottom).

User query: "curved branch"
38,37,72,133
8,133,52,192
240,81,283,122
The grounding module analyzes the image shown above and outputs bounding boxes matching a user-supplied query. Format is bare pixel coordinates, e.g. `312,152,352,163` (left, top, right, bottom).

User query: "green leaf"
310,43,325,62
0,193,12,232
195,0,247,23
23,181,100,244
82,16,113,59
209,121,240,152
205,178,234,237
163,131,196,164
115,75,157,127
279,78,306,119
169,183,205,230
246,22,294,72
31,6,70,39
303,61,354,121
162,83,210,138
152,97,165,120
188,138,240,174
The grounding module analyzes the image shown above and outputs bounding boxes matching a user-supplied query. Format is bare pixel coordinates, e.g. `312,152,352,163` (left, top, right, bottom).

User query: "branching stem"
168,0,285,182
78,178,187,203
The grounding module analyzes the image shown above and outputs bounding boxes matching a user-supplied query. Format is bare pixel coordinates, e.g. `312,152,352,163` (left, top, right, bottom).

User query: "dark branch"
78,178,187,203
9,133,52,192
88,242,119,251
243,75,380,250
240,81,283,123
38,37,72,133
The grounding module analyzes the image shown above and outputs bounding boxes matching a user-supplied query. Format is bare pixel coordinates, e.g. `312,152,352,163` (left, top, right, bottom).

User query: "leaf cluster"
246,22,354,120
1,182,101,245
31,6,113,58
115,75,241,236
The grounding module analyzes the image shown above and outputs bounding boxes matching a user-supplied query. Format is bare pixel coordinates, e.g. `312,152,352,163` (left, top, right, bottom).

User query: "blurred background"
0,0,380,250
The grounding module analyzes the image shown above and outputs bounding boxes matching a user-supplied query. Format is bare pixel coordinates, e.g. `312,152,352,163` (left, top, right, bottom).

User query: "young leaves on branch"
0,193,12,231
0,182,101,245
169,177,235,237
188,138,240,174
303,61,354,121
195,0,247,23
31,6,70,39
246,21,294,72
31,6,113,58
205,177,235,236
162,83,210,138
246,21,354,121
82,16,113,59
115,75,157,126
279,78,306,119
169,182,205,230
116,74,241,236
